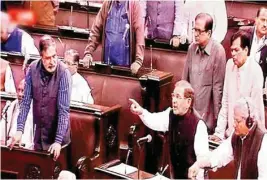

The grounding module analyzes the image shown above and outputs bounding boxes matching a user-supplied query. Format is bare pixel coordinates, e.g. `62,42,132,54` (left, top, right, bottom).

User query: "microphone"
57,37,66,54
161,164,169,175
2,100,11,118
122,24,130,40
137,134,152,145
150,45,153,71
70,5,73,29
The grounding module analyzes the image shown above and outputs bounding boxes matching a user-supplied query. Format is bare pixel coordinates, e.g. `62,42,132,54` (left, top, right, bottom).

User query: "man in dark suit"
242,7,267,109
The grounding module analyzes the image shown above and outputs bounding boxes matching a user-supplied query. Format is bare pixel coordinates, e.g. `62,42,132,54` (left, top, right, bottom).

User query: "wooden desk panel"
1,95,121,178
1,145,68,179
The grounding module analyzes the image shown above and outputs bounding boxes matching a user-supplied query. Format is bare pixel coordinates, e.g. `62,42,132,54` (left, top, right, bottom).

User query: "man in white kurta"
129,80,209,179
64,49,94,104
188,97,267,180
210,30,265,141
0,80,34,149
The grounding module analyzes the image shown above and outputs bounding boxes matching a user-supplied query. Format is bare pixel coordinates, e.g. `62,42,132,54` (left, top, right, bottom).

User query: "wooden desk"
1,52,174,177
1,94,122,178
1,145,68,179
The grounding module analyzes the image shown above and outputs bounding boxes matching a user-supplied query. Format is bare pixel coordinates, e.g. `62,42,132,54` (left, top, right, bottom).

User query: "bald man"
1,12,39,55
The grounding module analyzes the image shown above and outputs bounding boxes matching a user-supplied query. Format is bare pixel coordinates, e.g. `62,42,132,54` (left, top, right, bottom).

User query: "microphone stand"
70,5,73,30
137,142,144,180
124,149,132,174
87,1,90,31
2,111,8,146
150,45,153,72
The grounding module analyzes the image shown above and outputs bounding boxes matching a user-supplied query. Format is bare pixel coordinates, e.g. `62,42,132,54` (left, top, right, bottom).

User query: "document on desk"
107,163,137,175
148,173,170,180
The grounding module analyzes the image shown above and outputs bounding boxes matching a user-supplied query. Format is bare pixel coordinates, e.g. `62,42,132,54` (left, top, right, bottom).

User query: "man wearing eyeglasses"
64,49,94,104
210,30,265,142
182,13,226,134
129,80,209,179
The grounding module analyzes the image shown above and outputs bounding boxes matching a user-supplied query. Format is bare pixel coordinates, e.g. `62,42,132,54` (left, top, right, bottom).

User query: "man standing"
141,0,184,47
10,35,72,160
210,30,265,141
244,7,267,109
81,0,145,74
130,80,209,179
0,79,34,149
242,7,267,63
181,0,227,44
188,97,267,179
182,13,226,133
64,49,94,104
23,1,59,26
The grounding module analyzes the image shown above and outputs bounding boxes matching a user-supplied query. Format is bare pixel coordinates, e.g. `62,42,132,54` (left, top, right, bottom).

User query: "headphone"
244,99,253,128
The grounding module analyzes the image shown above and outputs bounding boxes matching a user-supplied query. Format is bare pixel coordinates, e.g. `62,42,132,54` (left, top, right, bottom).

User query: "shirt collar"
195,39,212,56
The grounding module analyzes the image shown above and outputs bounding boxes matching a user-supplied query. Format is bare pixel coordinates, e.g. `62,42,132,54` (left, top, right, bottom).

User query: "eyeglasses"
192,28,207,35
171,93,185,100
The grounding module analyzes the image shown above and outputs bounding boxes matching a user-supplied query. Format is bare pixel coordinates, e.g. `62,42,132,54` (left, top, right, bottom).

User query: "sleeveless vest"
231,124,265,179
30,60,71,150
1,28,22,53
168,109,200,179
146,1,175,40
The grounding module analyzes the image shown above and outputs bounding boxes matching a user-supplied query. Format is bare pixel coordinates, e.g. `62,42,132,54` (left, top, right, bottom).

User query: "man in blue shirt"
9,35,72,161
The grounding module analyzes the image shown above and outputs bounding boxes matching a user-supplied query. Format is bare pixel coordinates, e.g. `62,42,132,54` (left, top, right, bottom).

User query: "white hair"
234,97,259,122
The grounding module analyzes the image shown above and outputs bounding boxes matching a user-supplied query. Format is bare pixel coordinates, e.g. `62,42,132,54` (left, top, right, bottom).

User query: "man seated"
0,58,16,93
129,80,209,179
1,11,39,55
64,49,94,104
188,97,267,179
81,0,145,74
0,79,34,149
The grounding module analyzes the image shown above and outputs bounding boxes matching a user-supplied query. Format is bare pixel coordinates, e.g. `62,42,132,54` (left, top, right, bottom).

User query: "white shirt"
4,65,16,94
180,0,227,43
139,107,209,179
250,27,266,63
0,100,34,149
20,29,39,56
209,133,267,180
214,57,265,139
71,72,94,104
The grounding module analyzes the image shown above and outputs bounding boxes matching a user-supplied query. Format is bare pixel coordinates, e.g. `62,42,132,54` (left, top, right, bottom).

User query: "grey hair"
175,80,194,109
64,49,80,63
175,80,193,90
234,97,258,122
